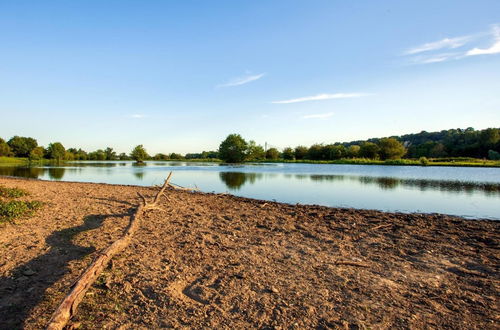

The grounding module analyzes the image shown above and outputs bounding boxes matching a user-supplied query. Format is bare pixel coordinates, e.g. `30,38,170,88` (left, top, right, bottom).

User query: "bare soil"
0,176,498,329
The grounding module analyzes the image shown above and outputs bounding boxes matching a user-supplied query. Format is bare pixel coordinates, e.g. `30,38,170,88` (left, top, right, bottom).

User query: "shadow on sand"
0,209,133,329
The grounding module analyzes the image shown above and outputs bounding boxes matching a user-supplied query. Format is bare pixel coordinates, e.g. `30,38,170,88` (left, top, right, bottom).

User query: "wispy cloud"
404,36,471,55
302,112,334,119
127,114,146,119
272,93,370,104
217,72,266,88
404,24,500,64
410,52,461,64
466,25,500,56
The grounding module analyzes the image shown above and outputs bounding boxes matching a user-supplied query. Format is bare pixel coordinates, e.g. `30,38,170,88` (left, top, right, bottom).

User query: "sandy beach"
0,176,498,329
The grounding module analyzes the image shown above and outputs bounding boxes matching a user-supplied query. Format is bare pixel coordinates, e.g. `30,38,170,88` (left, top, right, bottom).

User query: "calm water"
1,161,499,219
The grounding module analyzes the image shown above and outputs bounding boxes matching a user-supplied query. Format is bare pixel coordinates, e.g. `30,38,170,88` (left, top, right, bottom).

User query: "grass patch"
0,156,28,165
0,200,42,223
0,185,29,198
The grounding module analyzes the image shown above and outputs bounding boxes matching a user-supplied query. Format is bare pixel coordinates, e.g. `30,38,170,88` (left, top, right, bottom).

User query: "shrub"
419,157,429,166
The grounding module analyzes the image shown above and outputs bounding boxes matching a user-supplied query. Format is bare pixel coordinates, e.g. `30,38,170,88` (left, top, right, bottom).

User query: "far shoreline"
2,156,500,168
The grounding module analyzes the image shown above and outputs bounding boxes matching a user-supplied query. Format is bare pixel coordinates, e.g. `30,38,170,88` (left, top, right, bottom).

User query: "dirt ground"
0,176,498,329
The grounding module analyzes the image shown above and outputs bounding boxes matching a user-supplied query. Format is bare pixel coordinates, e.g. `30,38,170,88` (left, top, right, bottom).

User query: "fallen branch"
46,172,173,330
167,181,199,191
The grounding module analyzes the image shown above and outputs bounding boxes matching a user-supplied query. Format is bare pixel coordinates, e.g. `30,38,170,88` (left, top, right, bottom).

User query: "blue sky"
1,0,499,154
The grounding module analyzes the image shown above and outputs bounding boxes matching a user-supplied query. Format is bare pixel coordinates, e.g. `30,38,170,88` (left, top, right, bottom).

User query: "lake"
1,161,499,219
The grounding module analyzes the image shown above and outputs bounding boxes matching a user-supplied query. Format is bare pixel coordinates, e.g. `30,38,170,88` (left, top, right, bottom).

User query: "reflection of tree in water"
219,172,263,190
307,174,500,195
133,171,145,180
0,166,44,179
48,167,66,180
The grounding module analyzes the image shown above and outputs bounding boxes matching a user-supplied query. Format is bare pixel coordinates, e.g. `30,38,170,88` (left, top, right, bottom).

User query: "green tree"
201,151,219,159
153,153,169,160
218,134,248,163
359,142,380,159
265,148,280,160
169,153,183,159
118,152,129,160
282,147,294,160
347,145,361,158
46,142,66,161
378,138,406,160
89,149,106,160
322,144,346,160
488,150,500,160
130,145,149,163
246,141,265,161
307,144,324,160
64,151,75,161
0,138,12,156
429,143,447,158
7,136,38,157
105,147,117,160
294,146,308,160
29,146,45,160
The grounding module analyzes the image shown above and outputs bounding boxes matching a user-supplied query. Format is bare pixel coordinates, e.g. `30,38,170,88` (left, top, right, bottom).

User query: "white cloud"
404,36,471,55
410,52,461,65
127,114,146,119
217,72,266,88
272,93,370,104
302,112,334,119
466,25,500,56
404,24,500,64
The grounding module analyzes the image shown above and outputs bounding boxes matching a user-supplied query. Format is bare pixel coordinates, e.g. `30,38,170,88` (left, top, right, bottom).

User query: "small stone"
270,286,279,293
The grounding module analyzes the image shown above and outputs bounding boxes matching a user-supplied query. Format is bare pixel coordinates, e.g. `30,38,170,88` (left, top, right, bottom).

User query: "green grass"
0,186,28,198
0,200,42,223
0,156,28,165
0,184,42,223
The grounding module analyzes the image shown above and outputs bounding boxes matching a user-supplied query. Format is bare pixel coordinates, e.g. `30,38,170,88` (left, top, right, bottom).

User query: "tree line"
1,127,499,163
216,127,500,162
0,136,218,162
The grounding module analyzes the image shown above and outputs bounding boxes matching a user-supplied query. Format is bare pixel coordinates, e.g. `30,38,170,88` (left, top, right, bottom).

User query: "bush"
419,157,429,166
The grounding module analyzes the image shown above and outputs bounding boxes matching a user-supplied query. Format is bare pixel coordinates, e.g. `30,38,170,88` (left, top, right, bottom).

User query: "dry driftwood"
46,172,174,330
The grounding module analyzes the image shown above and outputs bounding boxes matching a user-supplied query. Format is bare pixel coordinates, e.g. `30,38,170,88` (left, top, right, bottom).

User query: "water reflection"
133,171,145,180
219,172,263,190
48,168,65,180
306,174,500,195
1,165,499,196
